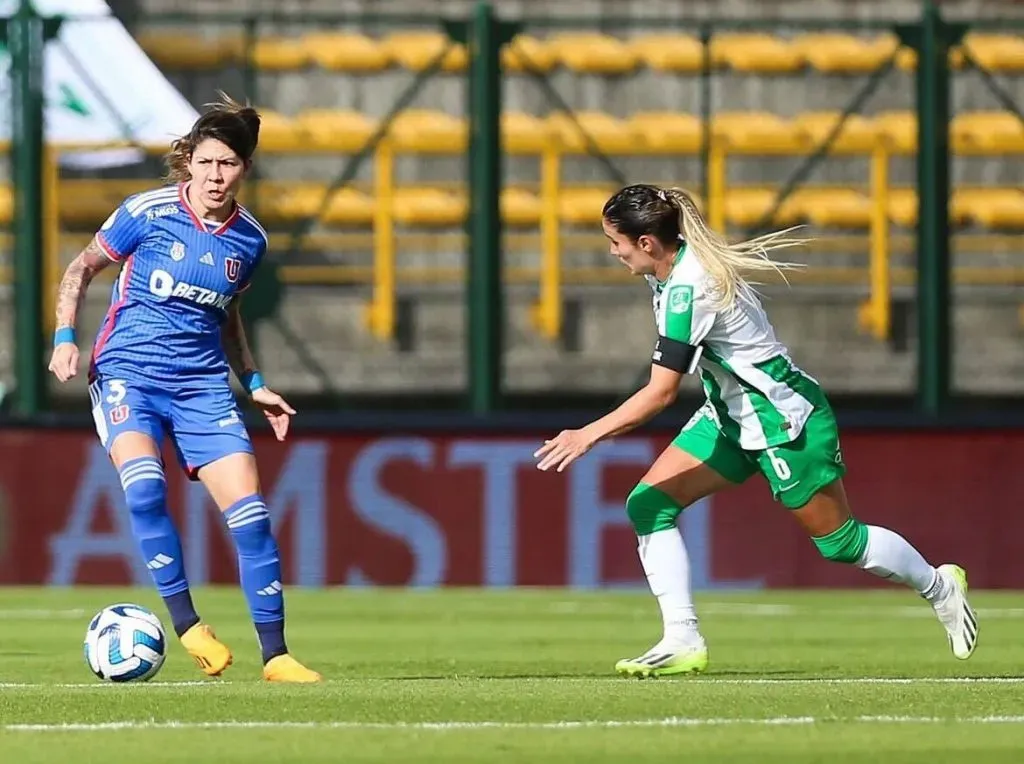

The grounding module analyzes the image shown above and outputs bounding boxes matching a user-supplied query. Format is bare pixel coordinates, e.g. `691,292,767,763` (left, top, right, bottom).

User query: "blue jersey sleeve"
95,198,148,262
237,237,267,293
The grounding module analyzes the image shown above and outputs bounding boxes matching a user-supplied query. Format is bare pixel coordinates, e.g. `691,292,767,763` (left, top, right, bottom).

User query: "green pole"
8,1,57,417
913,2,965,416
462,3,518,414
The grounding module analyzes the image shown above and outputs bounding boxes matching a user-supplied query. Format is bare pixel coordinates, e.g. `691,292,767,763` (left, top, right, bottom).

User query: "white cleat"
932,564,978,660
615,638,709,678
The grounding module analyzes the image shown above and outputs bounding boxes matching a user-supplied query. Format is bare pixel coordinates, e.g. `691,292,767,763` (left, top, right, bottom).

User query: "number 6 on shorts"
766,447,792,481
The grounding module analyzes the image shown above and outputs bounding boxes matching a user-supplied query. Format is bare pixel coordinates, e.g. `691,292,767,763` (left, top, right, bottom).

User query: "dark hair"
601,184,681,247
164,91,261,183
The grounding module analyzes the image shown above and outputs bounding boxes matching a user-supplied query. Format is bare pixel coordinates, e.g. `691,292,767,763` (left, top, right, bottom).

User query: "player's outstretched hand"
251,386,296,441
47,342,79,383
534,428,596,473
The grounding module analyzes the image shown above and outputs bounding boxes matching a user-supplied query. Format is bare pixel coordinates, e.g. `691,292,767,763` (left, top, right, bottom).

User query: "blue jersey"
91,182,268,386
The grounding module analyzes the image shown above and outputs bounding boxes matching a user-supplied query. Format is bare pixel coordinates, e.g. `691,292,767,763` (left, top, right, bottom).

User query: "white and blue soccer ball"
83,603,167,682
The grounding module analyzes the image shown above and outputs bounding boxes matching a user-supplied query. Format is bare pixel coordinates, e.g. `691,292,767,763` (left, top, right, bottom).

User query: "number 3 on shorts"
106,379,127,406
766,448,792,481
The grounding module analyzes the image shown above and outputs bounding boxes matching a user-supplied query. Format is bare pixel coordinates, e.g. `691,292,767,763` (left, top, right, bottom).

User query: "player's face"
602,218,658,276
188,138,248,213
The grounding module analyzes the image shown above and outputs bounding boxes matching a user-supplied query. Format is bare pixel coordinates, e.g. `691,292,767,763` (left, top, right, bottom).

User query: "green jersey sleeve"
656,274,715,347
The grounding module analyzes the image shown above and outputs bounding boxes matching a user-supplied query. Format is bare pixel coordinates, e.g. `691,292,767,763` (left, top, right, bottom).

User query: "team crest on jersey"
668,285,693,314
225,256,242,283
109,404,130,425
169,241,186,261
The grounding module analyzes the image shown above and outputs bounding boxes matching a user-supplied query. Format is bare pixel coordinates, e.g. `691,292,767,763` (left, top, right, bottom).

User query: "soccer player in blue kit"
48,94,321,683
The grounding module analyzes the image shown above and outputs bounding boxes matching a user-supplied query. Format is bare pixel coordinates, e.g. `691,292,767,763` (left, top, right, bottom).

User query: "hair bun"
238,107,260,143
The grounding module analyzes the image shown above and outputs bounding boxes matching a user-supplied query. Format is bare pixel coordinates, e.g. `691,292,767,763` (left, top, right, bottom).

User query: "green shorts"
672,404,846,509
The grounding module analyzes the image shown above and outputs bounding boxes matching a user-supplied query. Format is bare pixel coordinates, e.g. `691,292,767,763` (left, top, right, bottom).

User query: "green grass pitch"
1,587,1023,763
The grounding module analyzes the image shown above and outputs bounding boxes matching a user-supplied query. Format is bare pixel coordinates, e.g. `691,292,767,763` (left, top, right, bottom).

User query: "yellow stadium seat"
500,188,544,226
392,187,467,226
722,187,803,228
955,188,1024,229
627,112,703,153
502,111,548,153
953,111,1024,153
57,180,139,227
293,109,376,152
628,34,706,73
0,183,13,226
218,36,246,65
546,111,638,153
387,110,466,152
791,188,873,229
888,187,984,228
791,33,899,74
303,32,391,71
871,111,916,153
558,186,617,225
711,34,804,73
243,182,325,224
887,188,917,227
254,110,307,153
136,31,229,69
502,35,556,73
895,46,963,72
249,36,312,70
961,34,1024,72
791,111,879,153
546,33,639,75
712,112,801,151
246,183,375,227
379,31,467,73
322,187,377,226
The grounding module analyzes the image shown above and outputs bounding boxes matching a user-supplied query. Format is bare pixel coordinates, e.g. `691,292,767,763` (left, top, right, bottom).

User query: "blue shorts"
88,374,254,480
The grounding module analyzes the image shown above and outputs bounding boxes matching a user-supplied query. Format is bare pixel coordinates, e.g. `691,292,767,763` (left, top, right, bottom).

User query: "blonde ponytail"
662,188,806,311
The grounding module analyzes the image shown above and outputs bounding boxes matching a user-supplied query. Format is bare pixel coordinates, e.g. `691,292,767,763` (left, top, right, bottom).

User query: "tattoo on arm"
222,299,257,380
55,236,113,333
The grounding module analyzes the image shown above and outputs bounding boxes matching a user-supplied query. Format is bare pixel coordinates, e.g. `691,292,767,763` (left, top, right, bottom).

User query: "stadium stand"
18,9,1024,395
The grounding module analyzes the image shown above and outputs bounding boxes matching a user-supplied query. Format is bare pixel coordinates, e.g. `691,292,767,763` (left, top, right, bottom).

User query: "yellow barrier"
17,110,1024,347
367,140,395,340
861,143,891,340
43,147,60,336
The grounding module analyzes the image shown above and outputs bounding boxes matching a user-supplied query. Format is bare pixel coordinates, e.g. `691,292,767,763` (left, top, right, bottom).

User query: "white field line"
3,605,1022,621
1,677,1023,689
7,715,1024,732
547,603,1024,619
697,605,1024,619
0,609,87,619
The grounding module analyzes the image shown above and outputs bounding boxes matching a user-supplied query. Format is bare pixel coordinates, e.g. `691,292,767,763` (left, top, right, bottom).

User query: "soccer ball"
83,603,167,682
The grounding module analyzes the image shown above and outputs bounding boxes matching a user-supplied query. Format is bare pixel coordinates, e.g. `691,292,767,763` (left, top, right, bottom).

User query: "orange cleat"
262,654,322,683
179,623,233,677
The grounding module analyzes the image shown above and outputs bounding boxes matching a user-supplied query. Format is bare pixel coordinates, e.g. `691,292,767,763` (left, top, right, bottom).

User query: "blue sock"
121,456,199,637
224,494,287,663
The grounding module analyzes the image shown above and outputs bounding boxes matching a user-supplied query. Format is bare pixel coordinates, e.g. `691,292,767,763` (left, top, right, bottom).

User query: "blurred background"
0,0,1022,590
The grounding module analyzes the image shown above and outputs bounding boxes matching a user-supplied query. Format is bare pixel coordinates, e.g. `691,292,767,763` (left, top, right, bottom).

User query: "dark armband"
652,335,702,374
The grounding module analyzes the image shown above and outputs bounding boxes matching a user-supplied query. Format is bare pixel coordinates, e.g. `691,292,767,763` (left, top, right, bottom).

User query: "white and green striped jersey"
648,247,827,451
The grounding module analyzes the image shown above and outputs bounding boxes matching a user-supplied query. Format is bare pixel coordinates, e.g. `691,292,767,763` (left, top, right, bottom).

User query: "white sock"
638,528,701,646
855,525,944,601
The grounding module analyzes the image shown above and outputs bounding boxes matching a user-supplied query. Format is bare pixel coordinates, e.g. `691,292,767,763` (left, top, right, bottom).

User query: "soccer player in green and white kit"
534,184,977,678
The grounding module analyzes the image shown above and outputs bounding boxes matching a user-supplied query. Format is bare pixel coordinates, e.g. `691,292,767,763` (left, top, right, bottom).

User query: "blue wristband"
241,370,265,394
53,327,76,347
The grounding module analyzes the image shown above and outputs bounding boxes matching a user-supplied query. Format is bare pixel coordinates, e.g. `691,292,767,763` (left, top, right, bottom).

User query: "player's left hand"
534,428,597,472
251,387,296,441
